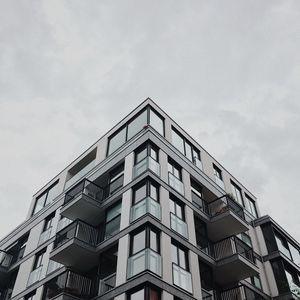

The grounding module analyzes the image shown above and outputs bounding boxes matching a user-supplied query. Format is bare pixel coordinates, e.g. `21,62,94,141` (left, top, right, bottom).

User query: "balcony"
45,270,94,300
207,195,248,241
213,236,258,285
133,156,160,178
27,266,43,287
98,273,116,296
0,250,12,283
61,179,103,225
127,249,162,278
50,220,98,271
168,172,184,195
172,263,193,294
130,197,161,223
220,284,268,300
170,213,188,239
38,227,53,246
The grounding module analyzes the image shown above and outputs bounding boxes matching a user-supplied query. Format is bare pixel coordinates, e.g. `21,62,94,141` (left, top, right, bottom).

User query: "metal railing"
208,195,245,220
53,220,98,250
130,197,161,222
168,172,185,195
220,284,266,300
38,227,53,246
213,236,255,264
127,248,162,278
0,250,12,269
27,265,43,286
133,156,160,178
170,213,188,239
172,263,193,294
64,179,103,206
98,273,116,295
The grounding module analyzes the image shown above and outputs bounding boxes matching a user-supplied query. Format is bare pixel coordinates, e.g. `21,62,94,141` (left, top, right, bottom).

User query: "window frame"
132,179,159,205
134,142,159,165
171,241,189,271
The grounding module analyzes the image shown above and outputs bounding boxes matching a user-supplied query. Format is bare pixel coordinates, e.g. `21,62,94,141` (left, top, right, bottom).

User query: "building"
0,98,300,300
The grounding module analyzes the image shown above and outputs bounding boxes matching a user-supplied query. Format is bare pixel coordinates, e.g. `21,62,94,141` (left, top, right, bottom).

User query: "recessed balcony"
172,263,193,294
60,179,103,225
207,195,248,241
168,172,185,195
127,248,162,278
213,236,259,285
220,284,269,300
130,197,161,223
0,250,12,283
50,220,98,271
133,156,160,178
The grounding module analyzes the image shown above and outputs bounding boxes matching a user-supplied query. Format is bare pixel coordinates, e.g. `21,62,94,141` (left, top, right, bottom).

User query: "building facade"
0,98,299,300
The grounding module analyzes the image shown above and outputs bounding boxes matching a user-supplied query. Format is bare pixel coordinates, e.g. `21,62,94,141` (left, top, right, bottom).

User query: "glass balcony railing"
130,197,161,222
289,281,300,298
133,156,160,178
220,284,266,300
172,263,193,294
170,213,188,239
53,220,98,250
168,172,184,195
98,273,116,295
46,260,63,275
27,265,43,286
65,160,96,189
214,176,225,190
127,248,161,278
0,250,12,269
64,179,103,206
213,236,255,264
38,227,53,246
208,195,245,220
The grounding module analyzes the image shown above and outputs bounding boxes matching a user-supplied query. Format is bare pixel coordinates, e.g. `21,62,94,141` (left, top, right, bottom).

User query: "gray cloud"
0,0,299,241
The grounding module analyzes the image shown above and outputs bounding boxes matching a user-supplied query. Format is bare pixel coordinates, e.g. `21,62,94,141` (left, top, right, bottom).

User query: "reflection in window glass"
150,109,164,136
275,234,291,259
108,127,126,155
134,184,147,203
132,230,146,254
289,243,300,266
127,110,147,140
172,130,185,154
230,181,243,206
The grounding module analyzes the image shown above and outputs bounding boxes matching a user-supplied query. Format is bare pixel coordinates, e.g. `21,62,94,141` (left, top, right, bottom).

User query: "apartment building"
0,98,299,300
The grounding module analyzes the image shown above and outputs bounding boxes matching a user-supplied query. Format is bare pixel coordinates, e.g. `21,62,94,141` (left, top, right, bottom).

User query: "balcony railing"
127,248,162,278
38,227,53,246
130,197,161,222
133,156,160,178
208,195,245,220
53,220,98,250
172,263,193,294
98,273,116,295
27,266,43,286
0,250,12,269
168,172,185,195
46,270,93,300
64,179,103,206
220,284,266,300
65,160,96,189
170,213,188,239
213,236,255,264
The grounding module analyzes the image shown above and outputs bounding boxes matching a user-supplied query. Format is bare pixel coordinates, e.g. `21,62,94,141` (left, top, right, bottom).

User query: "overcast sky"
0,0,299,242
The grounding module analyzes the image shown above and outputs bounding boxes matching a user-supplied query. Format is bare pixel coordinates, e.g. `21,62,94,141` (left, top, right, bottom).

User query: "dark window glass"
195,217,209,251
33,249,46,270
213,165,222,180
25,291,36,300
271,260,290,293
43,213,55,231
199,261,213,291
261,224,277,253
105,201,121,239
128,286,161,300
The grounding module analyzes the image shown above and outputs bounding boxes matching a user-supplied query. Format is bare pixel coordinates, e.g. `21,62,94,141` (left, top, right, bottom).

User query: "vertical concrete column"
161,187,171,228
35,286,44,300
162,291,173,300
115,235,129,286
182,169,191,202
123,152,134,186
185,206,196,246
161,232,172,284
189,251,202,300
159,149,169,184
120,189,131,230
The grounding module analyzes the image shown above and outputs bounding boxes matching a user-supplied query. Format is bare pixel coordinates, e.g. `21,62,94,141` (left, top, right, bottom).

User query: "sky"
0,0,299,242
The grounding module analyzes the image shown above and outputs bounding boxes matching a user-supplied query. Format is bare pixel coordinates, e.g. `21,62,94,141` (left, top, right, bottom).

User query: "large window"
170,196,184,220
133,180,159,204
108,164,124,196
171,127,201,167
107,107,164,156
171,242,189,271
33,180,59,215
104,201,122,239
244,194,258,218
135,143,158,165
230,181,244,206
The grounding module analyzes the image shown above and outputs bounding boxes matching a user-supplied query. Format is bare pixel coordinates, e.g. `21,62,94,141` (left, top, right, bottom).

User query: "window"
43,213,55,232
108,164,124,195
135,143,158,165
244,194,258,218
275,232,292,259
171,127,201,167
33,180,59,215
170,196,184,220
213,164,222,180
289,242,300,266
104,201,121,239
33,249,46,270
191,178,206,212
7,233,29,264
171,242,188,270
107,106,165,156
133,180,159,204
195,217,209,253
128,286,161,300
230,181,244,206
251,275,262,290
168,159,182,180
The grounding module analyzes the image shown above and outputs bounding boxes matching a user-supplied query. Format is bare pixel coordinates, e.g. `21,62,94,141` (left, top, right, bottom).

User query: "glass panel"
150,183,158,201
150,147,158,161
150,230,158,252
170,213,188,239
185,142,193,161
130,289,144,300
289,243,300,266
172,129,185,154
47,260,63,275
168,173,184,195
178,248,187,269
33,195,46,214
108,127,126,155
135,147,147,164
215,176,225,189
171,244,178,264
106,202,121,222
127,110,147,140
130,197,161,222
150,109,164,136
38,227,52,246
275,234,291,259
45,182,59,204
27,266,43,286
173,264,193,293
105,216,121,239
132,230,145,255
134,183,147,203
